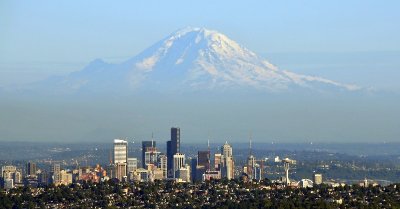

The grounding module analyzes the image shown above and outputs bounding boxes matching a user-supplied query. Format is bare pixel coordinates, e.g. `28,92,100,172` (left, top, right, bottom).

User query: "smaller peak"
88,58,106,65
81,58,109,72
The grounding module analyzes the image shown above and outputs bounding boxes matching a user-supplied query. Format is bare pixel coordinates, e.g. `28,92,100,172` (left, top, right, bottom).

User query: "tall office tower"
178,166,191,182
190,158,197,182
171,127,180,154
52,163,61,185
157,154,168,179
282,158,293,186
167,127,180,177
142,141,156,168
127,158,138,173
214,153,222,171
145,147,161,168
246,155,256,179
253,164,262,181
114,139,128,164
166,140,172,177
221,142,234,180
313,173,323,185
222,141,232,158
195,166,206,182
37,170,49,186
196,151,210,181
225,157,234,180
197,151,210,170
246,136,256,180
26,162,37,177
115,163,127,181
107,164,116,179
173,153,185,178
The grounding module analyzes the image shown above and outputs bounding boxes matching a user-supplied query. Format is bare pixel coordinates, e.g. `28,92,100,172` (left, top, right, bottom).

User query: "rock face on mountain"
33,27,360,94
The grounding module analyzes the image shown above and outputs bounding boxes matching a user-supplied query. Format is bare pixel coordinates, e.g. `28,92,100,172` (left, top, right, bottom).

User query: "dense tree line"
1,179,400,209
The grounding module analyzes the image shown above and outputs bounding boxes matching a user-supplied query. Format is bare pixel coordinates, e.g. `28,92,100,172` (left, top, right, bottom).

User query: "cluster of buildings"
1,161,110,189
3,127,375,190
107,127,235,183
0,127,237,189
1,165,22,189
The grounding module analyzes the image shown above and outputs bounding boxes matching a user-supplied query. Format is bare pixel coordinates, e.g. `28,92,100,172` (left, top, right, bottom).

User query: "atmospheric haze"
1,1,399,143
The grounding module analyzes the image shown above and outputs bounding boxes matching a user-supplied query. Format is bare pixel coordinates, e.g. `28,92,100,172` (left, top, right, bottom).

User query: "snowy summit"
35,27,360,94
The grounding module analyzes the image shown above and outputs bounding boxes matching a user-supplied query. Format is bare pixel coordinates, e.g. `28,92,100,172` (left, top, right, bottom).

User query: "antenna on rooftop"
249,132,253,156
151,132,154,147
207,133,211,171
109,149,112,165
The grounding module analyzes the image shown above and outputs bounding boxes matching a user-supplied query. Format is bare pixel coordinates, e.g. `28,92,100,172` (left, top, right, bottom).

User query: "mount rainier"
32,27,360,94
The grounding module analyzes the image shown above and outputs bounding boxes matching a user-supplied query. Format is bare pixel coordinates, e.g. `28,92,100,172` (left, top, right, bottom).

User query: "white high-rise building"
221,142,234,180
145,149,161,168
178,166,190,182
114,139,128,164
127,158,138,173
214,153,222,171
222,141,233,158
225,156,234,180
246,155,256,179
173,153,185,178
52,163,61,185
116,163,127,181
158,154,168,179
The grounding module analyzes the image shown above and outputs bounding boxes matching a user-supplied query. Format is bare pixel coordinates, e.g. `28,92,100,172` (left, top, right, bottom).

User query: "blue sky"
1,0,400,90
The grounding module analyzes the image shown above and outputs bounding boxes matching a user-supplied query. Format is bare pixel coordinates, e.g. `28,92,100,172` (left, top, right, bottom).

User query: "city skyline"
1,1,399,208
1,125,399,208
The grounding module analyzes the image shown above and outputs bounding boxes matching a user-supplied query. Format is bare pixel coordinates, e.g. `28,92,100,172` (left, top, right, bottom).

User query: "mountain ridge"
25,27,361,95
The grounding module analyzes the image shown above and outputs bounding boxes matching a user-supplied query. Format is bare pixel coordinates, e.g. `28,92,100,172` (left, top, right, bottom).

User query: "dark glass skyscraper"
167,127,180,178
171,127,180,154
166,140,172,177
197,151,210,170
26,162,37,177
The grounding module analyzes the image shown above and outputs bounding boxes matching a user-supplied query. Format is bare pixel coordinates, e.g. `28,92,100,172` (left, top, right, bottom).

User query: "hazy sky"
1,1,400,90
0,1,399,143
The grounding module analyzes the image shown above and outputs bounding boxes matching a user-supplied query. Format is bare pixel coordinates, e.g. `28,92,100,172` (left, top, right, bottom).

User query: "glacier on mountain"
32,27,361,94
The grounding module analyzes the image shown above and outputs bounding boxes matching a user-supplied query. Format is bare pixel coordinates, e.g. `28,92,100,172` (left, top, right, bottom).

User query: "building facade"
173,153,185,179
314,173,323,185
167,127,180,178
114,139,128,164
221,142,234,180
26,162,37,177
142,141,155,168
127,158,138,173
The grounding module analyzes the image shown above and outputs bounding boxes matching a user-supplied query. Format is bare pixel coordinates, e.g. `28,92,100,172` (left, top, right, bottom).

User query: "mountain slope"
32,27,361,94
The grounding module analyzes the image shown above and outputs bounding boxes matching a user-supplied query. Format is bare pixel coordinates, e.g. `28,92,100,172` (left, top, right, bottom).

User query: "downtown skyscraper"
142,140,156,168
167,127,180,178
113,139,128,180
221,141,234,180
114,139,128,164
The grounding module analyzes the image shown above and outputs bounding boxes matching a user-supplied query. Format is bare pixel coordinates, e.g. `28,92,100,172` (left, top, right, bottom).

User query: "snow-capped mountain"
32,27,360,94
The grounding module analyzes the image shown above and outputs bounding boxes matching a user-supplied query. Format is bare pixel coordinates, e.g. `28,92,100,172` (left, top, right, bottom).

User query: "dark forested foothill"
0,179,400,209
